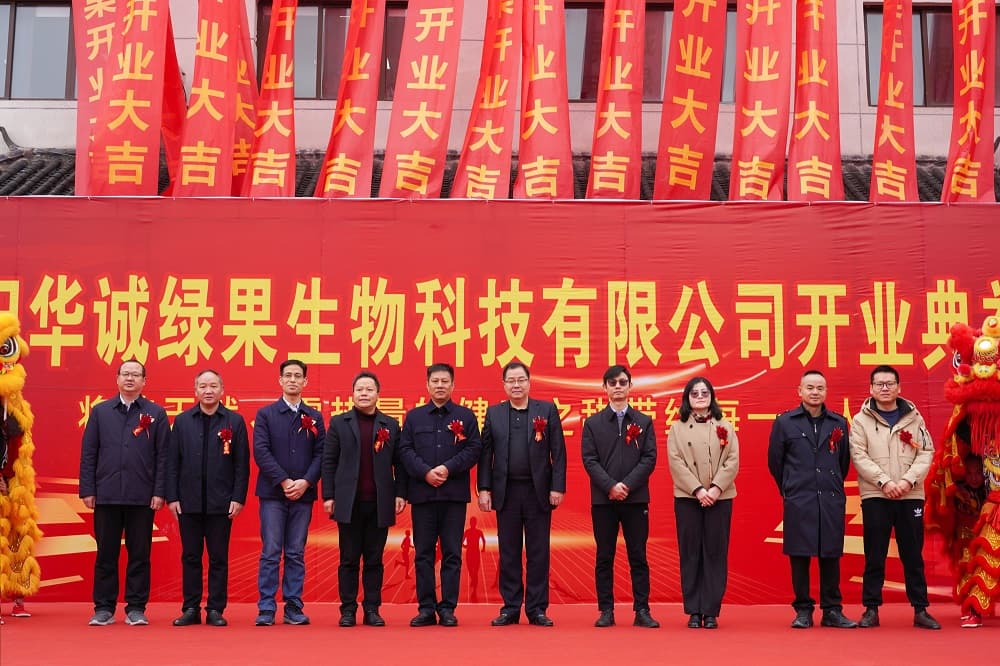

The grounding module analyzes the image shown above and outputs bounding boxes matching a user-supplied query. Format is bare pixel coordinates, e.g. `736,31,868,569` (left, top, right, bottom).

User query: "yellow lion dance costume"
927,315,1000,627
0,313,42,601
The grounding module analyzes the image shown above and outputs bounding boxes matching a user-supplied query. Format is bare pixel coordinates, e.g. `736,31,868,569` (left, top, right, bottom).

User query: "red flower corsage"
829,427,844,452
299,413,318,437
219,426,233,455
532,416,547,442
899,430,917,447
375,427,390,453
716,425,729,447
448,419,467,445
132,413,154,437
625,423,642,446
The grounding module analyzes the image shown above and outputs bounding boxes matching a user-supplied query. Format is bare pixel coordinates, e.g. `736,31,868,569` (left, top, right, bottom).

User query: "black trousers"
497,480,552,617
592,502,650,612
790,555,843,612
179,512,233,612
92,504,154,613
861,498,929,609
674,497,732,616
337,501,389,614
411,501,466,614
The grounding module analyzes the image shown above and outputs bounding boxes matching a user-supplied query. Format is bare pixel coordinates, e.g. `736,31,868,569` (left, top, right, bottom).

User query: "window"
0,1,75,99
865,5,1000,107
258,1,404,100
564,3,738,103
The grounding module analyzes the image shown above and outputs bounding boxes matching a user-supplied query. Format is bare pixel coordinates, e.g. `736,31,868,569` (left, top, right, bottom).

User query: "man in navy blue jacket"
166,369,250,627
252,359,325,626
79,360,169,627
398,363,482,628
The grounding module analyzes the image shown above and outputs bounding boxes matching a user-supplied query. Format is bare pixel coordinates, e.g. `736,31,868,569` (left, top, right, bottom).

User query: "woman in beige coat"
667,377,739,629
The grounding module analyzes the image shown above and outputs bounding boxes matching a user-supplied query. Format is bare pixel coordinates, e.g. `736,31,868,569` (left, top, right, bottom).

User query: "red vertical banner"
72,0,118,194
941,0,997,202
160,15,187,193
653,0,727,200
728,0,793,200
379,0,465,198
174,0,242,196
232,1,260,195
513,0,574,198
869,0,917,202
586,0,644,199
87,0,171,195
315,0,387,198
786,0,843,201
243,0,298,197
451,0,522,199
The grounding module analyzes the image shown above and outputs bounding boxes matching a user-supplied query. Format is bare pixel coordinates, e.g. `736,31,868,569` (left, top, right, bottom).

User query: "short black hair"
870,365,899,384
352,371,381,392
502,361,530,380
427,363,454,380
280,359,308,376
679,376,723,422
194,369,223,386
603,364,631,384
118,359,146,377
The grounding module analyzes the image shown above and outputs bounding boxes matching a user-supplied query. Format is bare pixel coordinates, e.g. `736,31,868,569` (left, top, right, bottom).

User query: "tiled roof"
1,145,997,201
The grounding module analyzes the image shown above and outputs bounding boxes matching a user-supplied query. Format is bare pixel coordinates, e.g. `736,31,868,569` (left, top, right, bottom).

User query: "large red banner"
4,198,996,605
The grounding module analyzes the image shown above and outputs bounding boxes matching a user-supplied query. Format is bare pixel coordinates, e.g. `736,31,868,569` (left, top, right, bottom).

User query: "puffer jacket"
849,397,933,500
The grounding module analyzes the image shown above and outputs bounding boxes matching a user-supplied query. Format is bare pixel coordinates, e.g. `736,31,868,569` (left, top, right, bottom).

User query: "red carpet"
0,603,992,665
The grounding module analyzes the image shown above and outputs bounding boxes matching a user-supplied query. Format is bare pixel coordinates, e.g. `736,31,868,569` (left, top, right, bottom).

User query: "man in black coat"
166,370,250,627
581,365,659,629
767,369,857,629
79,360,169,627
398,363,482,628
322,371,407,628
478,361,566,627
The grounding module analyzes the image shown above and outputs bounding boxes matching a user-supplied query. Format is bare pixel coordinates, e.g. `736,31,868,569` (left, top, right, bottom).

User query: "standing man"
253,359,325,626
581,365,659,628
850,365,940,630
79,360,169,626
398,363,482,627
166,370,250,627
322,371,407,628
767,370,857,629
478,361,566,627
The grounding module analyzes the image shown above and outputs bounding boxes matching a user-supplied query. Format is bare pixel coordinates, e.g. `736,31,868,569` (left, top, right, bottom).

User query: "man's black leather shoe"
820,610,857,628
594,610,615,627
205,610,227,627
410,612,437,627
687,613,703,628
437,610,458,627
528,614,554,627
172,608,201,626
913,610,941,630
702,616,718,629
858,607,879,628
363,610,385,627
339,613,357,627
790,611,813,629
633,610,660,628
491,613,519,626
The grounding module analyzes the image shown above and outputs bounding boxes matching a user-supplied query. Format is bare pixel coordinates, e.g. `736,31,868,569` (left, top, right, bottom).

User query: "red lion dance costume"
927,316,1000,628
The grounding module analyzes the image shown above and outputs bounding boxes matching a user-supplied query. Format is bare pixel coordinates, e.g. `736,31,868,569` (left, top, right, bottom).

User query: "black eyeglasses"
606,379,630,387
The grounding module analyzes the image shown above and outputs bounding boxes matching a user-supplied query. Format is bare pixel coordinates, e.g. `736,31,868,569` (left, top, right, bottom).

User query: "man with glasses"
79,360,169,626
478,361,566,627
252,359,325,626
581,365,659,628
768,370,856,629
849,365,940,630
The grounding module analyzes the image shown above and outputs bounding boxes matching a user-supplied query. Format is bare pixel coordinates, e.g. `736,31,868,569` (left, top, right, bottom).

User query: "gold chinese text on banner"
786,0,843,201
86,0,171,195
513,0,574,199
174,0,241,196
586,0,644,199
72,0,117,194
451,0,522,200
379,0,466,198
870,0,917,202
315,0,388,198
728,0,793,201
243,0,298,197
941,0,997,202
653,0,727,200
232,1,260,195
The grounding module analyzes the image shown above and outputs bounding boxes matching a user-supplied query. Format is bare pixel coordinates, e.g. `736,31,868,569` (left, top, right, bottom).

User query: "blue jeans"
257,499,313,612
